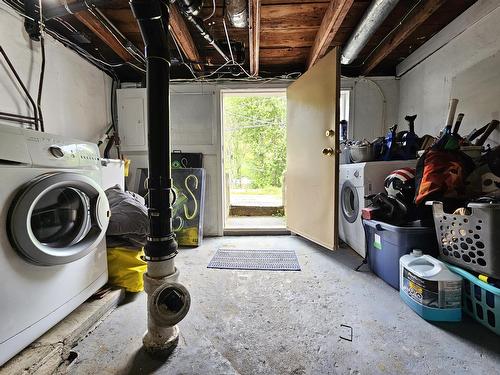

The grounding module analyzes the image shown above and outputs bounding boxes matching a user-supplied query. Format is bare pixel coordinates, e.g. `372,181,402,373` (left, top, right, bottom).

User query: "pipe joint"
148,281,191,327
142,265,190,354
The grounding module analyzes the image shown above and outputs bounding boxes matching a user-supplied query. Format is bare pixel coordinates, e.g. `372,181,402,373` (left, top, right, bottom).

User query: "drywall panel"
342,77,399,141
398,0,500,145
0,5,111,141
171,91,216,146
450,53,500,146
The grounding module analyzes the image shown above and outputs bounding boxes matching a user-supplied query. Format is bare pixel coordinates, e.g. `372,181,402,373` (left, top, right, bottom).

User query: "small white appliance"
0,123,110,365
339,160,417,257
100,158,125,190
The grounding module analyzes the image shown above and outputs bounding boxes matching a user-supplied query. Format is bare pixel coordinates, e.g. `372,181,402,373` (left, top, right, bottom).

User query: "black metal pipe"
178,8,230,63
177,0,203,16
129,0,177,260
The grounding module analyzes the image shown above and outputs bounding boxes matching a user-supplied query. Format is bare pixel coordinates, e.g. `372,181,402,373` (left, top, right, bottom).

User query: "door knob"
325,129,335,137
322,147,334,156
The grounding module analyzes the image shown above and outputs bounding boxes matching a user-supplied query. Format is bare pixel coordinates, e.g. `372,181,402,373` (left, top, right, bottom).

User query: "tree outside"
223,94,287,207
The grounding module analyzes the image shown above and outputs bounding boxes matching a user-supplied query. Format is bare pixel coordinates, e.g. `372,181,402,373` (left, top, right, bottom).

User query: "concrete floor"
71,236,500,375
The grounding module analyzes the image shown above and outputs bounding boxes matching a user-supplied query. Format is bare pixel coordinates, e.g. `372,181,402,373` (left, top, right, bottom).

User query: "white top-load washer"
339,160,417,258
0,123,110,366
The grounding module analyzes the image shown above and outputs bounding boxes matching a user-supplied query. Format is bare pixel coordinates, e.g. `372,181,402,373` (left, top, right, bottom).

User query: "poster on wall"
172,168,206,247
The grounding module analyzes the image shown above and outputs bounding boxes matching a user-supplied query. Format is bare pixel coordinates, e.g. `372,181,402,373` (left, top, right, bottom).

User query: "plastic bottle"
400,250,462,321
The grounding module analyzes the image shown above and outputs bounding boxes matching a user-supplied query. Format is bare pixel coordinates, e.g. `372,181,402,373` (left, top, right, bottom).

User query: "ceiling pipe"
177,0,203,15
225,0,248,28
43,0,109,19
341,0,399,65
176,1,231,63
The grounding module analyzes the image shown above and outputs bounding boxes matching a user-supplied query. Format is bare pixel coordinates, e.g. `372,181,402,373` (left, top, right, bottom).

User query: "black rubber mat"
208,249,301,271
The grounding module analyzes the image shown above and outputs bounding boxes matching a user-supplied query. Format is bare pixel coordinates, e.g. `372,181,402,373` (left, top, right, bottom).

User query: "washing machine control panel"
344,167,364,186
22,128,100,169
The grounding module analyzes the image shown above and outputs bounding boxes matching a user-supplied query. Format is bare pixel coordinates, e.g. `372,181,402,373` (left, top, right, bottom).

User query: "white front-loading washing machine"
0,123,110,366
339,160,417,258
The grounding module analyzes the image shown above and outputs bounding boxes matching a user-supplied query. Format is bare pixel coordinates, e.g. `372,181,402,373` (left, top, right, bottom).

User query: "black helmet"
384,168,416,202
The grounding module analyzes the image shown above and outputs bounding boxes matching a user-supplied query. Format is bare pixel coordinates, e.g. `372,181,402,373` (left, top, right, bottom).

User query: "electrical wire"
169,26,199,80
220,4,253,79
222,18,235,64
86,5,145,66
1,1,140,77
1,2,105,71
0,45,39,129
46,29,128,73
2,0,298,84
37,0,45,132
203,0,215,21
55,16,78,33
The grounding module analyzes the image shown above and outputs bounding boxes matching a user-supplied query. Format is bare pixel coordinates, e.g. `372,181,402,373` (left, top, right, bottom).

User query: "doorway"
222,90,287,233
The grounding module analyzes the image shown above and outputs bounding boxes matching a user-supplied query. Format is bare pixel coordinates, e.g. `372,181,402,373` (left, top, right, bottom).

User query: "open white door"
286,48,340,250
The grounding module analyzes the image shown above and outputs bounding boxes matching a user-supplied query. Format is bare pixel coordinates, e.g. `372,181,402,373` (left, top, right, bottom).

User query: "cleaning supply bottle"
400,250,462,321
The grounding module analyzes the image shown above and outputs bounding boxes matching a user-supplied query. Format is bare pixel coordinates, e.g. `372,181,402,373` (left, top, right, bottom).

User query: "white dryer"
339,160,417,258
0,123,110,365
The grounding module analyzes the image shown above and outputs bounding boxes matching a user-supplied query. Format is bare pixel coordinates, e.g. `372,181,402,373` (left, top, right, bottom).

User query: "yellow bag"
107,247,147,292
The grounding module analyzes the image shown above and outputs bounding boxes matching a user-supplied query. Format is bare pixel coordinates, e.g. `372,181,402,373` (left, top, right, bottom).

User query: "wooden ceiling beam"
249,0,261,76
74,10,133,61
307,0,354,69
169,4,202,71
361,0,447,75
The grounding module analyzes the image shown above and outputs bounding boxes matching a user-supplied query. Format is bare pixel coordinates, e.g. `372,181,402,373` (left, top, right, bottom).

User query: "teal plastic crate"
448,264,500,335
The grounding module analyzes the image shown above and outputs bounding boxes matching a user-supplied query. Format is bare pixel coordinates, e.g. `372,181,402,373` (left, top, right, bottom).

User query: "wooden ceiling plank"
261,3,328,29
249,0,261,75
168,4,202,71
361,0,447,75
169,4,202,71
307,0,355,69
74,10,133,61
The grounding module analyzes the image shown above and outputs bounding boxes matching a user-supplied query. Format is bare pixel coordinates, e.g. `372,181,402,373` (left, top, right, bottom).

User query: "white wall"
342,77,399,141
397,0,500,145
0,4,111,141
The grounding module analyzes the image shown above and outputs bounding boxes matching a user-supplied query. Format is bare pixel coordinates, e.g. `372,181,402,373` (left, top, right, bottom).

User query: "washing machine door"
341,180,359,224
8,172,110,265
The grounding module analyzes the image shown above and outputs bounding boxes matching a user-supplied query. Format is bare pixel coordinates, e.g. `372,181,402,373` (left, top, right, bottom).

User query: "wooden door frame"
333,48,340,250
220,87,289,234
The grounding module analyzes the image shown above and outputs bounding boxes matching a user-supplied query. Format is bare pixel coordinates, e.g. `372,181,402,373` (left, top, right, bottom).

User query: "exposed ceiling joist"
249,0,261,76
307,0,354,69
74,10,133,61
361,0,447,75
169,4,202,71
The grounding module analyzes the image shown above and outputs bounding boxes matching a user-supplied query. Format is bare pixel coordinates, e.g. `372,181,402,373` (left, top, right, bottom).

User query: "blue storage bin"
448,264,500,335
363,220,439,289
